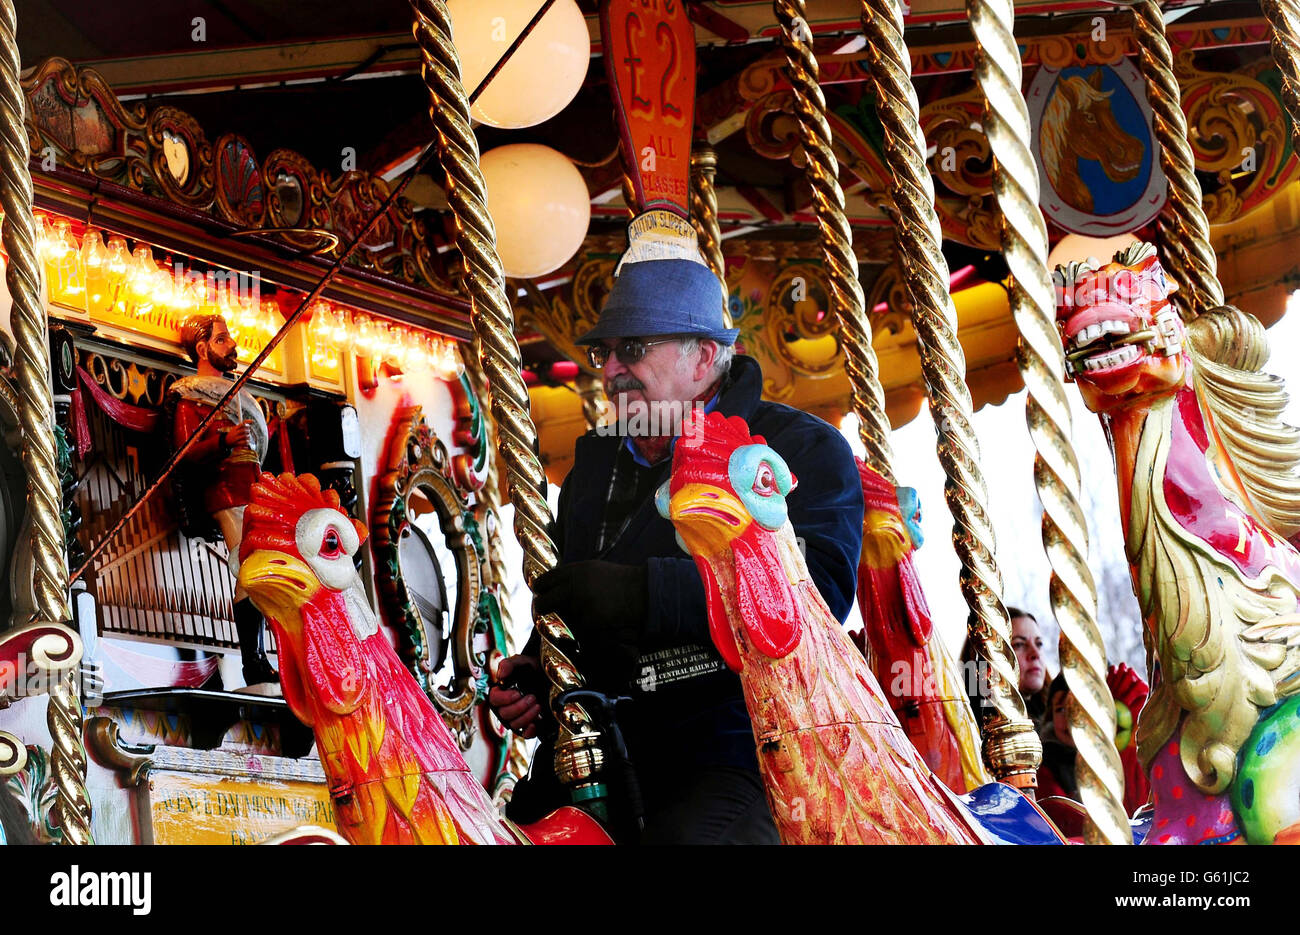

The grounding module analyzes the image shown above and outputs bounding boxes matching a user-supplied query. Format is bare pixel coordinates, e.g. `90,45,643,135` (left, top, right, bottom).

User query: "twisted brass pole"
0,0,93,844
689,146,725,282
967,0,1128,842
463,345,531,783
1263,1,1300,153
575,370,605,432
411,0,606,807
688,145,736,329
858,0,1039,788
1129,0,1223,319
776,0,896,483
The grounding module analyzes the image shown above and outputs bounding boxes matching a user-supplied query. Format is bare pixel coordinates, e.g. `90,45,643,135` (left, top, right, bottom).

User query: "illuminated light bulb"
49,219,75,260
47,218,84,304
438,341,462,380
328,307,350,349
382,323,405,365
308,300,330,339
126,245,156,315
150,266,176,327
369,321,392,363
446,341,466,378
170,274,197,319
34,213,52,258
104,237,130,313
80,230,106,268
81,230,111,314
353,315,377,357
259,298,279,340
422,335,440,371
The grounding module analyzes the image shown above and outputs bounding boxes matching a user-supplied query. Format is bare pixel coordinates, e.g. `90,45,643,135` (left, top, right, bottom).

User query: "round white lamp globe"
481,143,591,279
448,0,591,129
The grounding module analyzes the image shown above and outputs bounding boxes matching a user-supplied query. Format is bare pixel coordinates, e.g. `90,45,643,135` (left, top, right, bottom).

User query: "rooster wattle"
852,461,989,793
238,473,610,845
657,412,1062,844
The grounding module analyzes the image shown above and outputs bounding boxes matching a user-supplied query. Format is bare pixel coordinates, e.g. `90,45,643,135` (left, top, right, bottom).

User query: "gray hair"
678,336,734,380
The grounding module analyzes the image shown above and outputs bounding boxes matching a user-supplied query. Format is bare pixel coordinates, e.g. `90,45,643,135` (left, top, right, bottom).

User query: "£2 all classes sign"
600,0,696,218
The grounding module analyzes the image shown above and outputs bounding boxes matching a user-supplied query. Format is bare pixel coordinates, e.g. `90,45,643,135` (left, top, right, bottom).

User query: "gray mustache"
608,375,645,392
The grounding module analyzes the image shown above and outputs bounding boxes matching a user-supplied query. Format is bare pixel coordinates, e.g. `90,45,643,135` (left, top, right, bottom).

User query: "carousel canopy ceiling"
14,0,1296,427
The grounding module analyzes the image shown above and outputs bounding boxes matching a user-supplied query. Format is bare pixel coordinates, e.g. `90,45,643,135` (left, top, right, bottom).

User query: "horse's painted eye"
753,462,776,498
321,528,342,557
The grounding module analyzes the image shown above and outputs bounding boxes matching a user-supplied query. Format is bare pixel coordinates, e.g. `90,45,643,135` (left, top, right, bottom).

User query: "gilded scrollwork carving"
144,106,214,209
920,88,1001,251
2,745,60,843
371,407,495,750
1178,53,1300,225
21,57,453,297
865,260,912,338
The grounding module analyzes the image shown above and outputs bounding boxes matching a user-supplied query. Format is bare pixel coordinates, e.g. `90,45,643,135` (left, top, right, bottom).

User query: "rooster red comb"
857,459,900,516
239,472,368,563
670,410,768,493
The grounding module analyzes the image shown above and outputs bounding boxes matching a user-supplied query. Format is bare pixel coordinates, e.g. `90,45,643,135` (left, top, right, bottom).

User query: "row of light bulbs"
307,301,465,381
36,214,280,350
34,213,464,381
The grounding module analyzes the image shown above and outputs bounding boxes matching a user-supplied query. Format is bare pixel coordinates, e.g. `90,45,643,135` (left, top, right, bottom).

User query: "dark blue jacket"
547,355,863,778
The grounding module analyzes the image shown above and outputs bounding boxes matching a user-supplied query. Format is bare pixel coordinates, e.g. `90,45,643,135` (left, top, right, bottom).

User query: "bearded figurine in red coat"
167,313,278,690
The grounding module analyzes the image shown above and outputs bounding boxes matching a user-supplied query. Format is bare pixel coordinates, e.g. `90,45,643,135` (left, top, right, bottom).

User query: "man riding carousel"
488,226,864,843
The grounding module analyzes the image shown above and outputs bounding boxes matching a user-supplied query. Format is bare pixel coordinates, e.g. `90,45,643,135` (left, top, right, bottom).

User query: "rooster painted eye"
730,444,794,531
321,528,341,557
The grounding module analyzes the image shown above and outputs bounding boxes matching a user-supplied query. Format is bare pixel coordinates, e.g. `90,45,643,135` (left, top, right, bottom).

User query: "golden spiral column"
575,370,606,432
1129,0,1223,318
0,0,93,844
776,0,896,483
411,0,605,801
463,347,532,783
858,0,1039,787
689,146,725,282
1263,1,1300,153
967,0,1128,842
688,146,735,329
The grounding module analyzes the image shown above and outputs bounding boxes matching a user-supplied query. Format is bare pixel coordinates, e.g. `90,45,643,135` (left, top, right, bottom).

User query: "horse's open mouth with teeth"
1062,304,1183,377
1055,246,1189,411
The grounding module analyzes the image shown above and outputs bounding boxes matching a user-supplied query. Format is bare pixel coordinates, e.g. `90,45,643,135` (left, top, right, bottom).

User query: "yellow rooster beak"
669,483,752,555
237,550,319,620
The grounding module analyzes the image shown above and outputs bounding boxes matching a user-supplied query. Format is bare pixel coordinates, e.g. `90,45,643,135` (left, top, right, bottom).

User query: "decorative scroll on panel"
21,58,456,296
1179,53,1300,223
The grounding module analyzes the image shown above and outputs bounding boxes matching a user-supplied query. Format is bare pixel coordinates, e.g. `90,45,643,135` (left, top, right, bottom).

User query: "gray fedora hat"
576,259,739,346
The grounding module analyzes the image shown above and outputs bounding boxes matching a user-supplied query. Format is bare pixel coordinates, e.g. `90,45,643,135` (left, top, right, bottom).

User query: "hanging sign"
600,0,696,218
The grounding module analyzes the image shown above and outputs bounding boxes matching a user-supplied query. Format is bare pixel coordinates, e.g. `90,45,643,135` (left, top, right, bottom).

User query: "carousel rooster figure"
852,461,989,792
1057,243,1300,845
238,473,610,845
657,412,1063,844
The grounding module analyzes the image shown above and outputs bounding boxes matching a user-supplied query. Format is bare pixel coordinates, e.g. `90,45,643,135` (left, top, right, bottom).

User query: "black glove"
533,560,648,686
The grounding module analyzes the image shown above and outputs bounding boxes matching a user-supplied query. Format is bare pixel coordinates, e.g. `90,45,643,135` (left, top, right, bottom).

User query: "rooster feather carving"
656,412,1063,844
852,461,989,792
238,473,610,845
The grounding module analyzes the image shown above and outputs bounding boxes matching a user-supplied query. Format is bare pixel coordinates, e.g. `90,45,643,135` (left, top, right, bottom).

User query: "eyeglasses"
586,338,677,369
